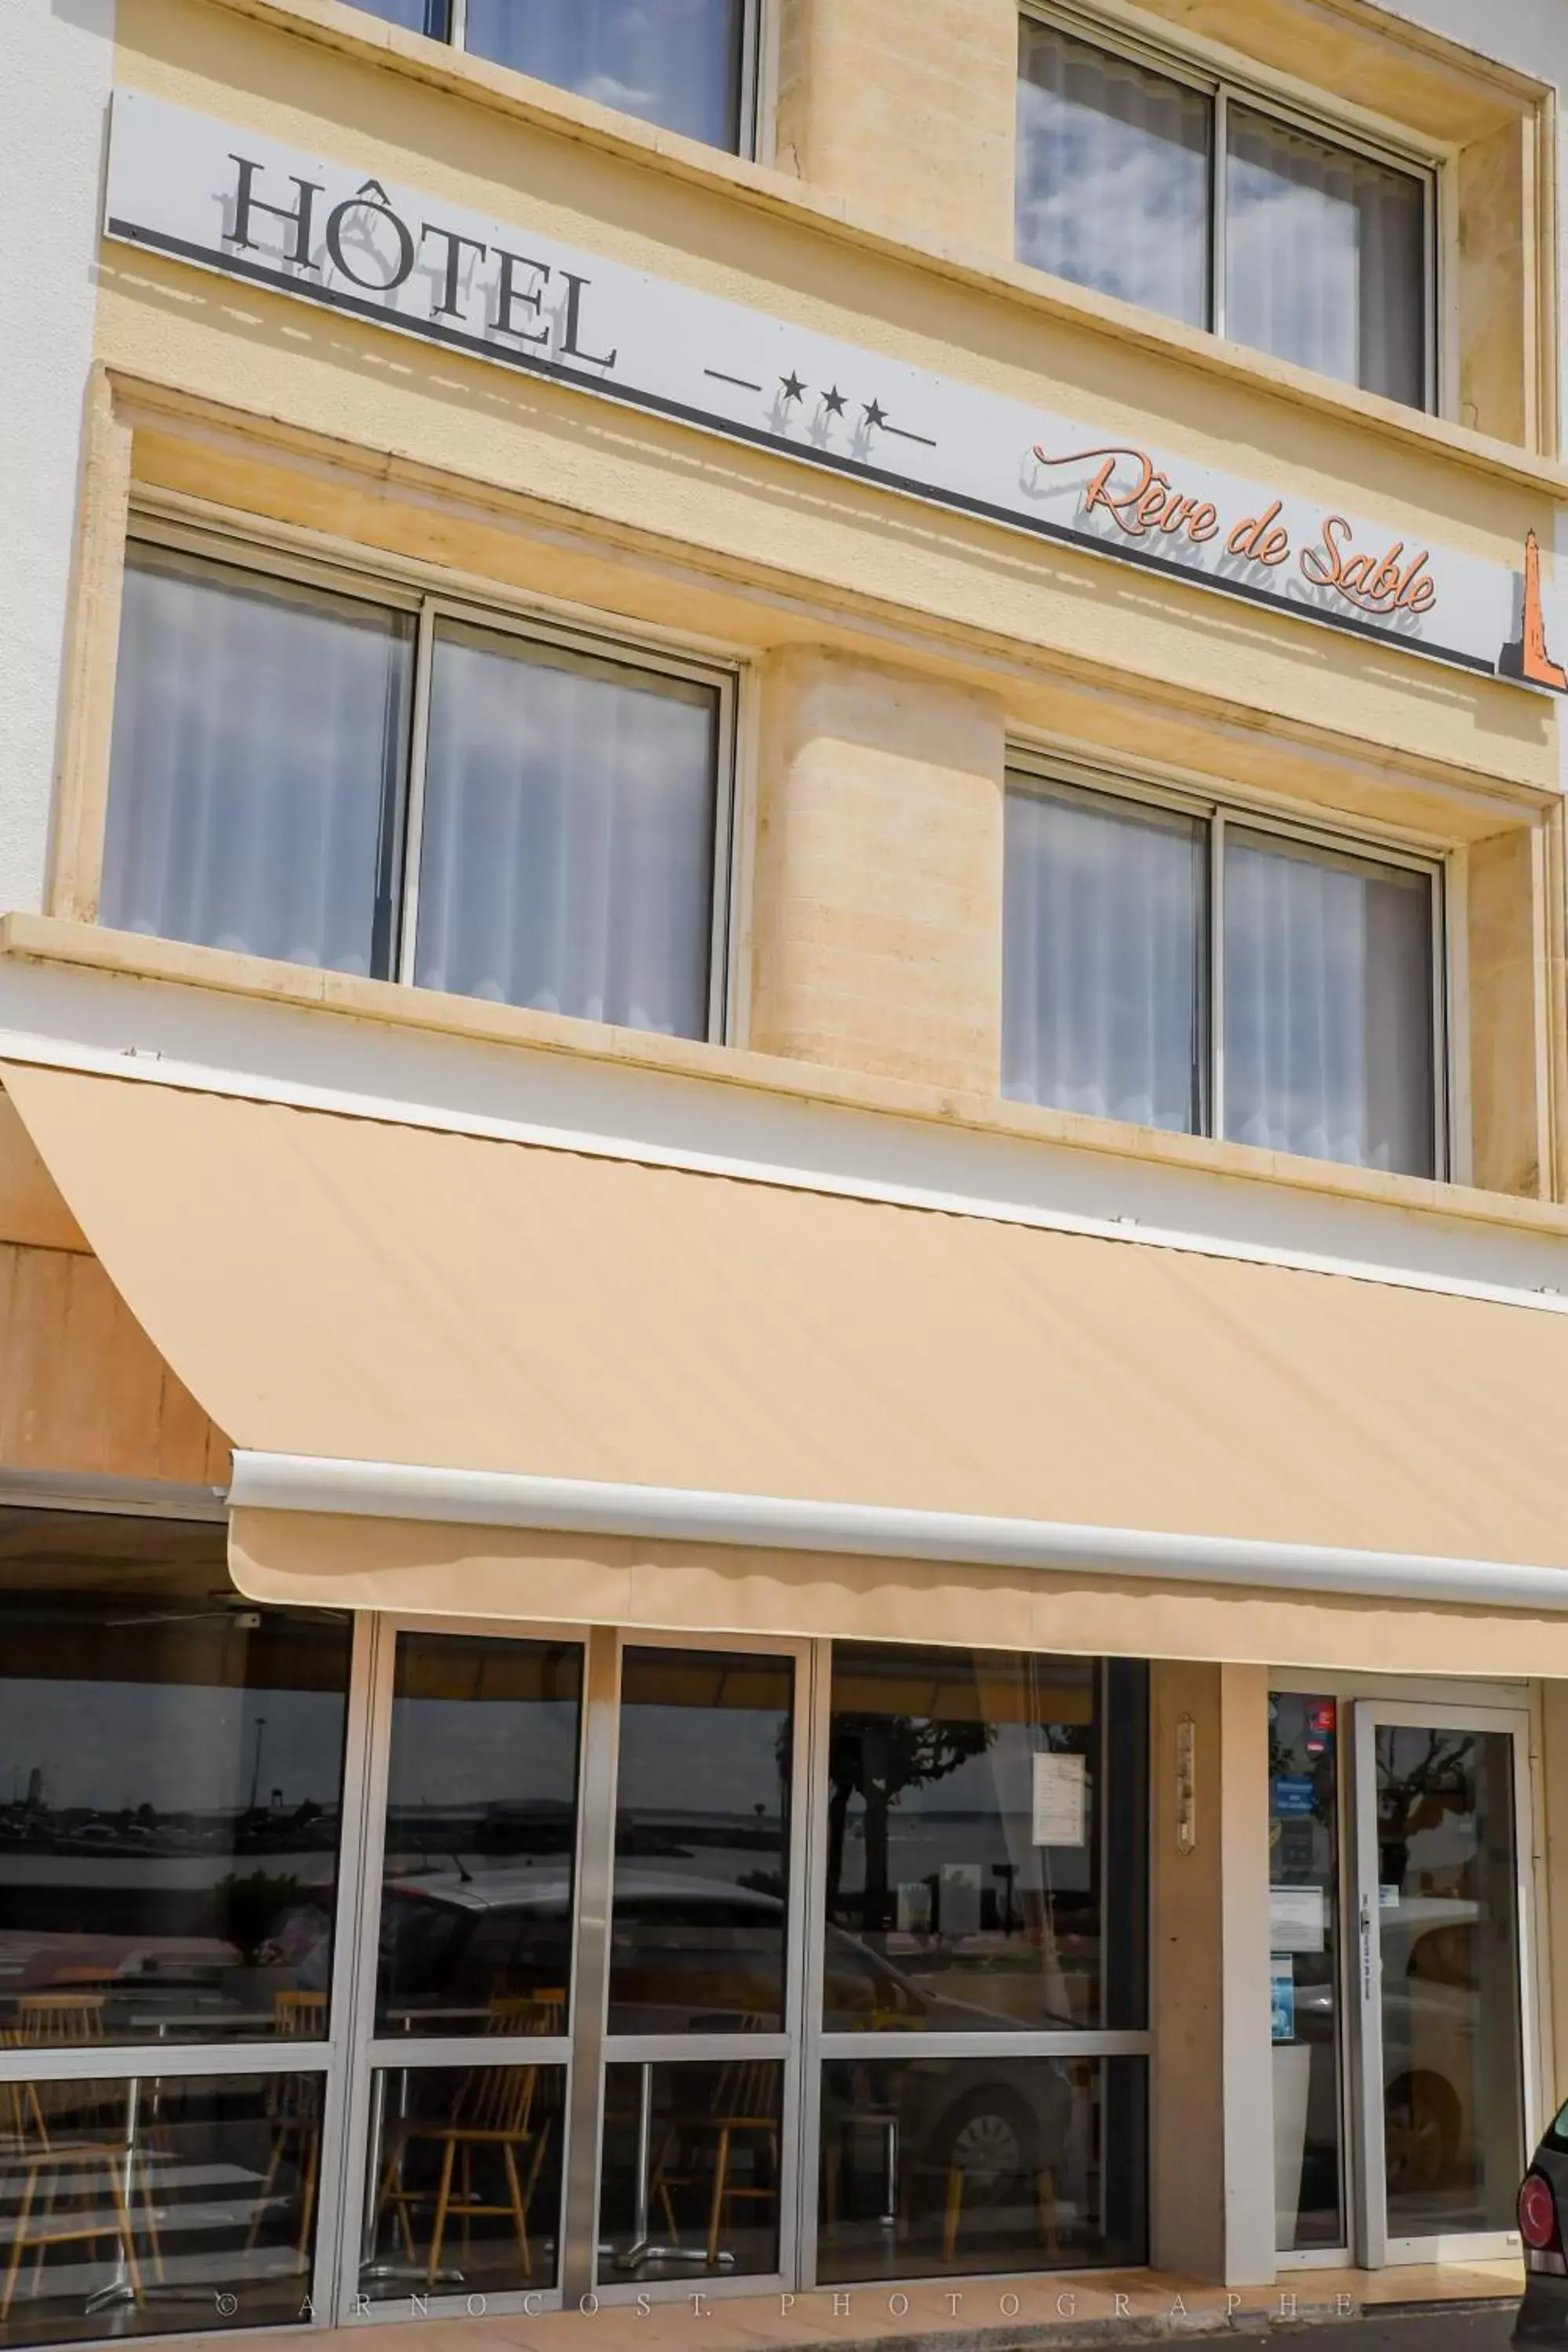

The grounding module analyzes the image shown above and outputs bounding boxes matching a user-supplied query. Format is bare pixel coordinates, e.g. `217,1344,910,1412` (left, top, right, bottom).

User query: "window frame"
1004,747,1452,1180
115,514,742,1048
421,0,764,162
1016,1,1443,416
798,1644,1152,2290
0,1494,370,2335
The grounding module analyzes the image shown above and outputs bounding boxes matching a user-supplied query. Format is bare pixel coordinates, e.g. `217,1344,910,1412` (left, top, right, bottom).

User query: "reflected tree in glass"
825,1712,994,1930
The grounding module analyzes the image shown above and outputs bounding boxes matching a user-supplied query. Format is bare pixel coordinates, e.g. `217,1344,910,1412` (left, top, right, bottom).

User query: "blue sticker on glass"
1271,1958,1296,2043
1273,1777,1315,1817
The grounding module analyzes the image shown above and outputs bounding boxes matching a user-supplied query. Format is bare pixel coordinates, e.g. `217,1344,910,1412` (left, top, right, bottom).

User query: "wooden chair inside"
245,1992,328,2266
271,1991,328,2039
376,2063,554,2287
649,2049,782,2266
484,1991,564,2036
0,2038,144,2321
941,2159,1059,2265
15,1997,105,2048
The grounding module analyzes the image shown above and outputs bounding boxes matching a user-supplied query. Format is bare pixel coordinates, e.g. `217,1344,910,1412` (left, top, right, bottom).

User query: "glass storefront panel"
598,2059,782,2281
817,2055,1147,2282
376,1635,583,2037
1269,1691,1344,2253
358,2061,566,2300
0,1549,1153,2325
0,2071,324,2345
1373,1723,1525,2241
608,1650,794,2035
822,1650,1145,2032
0,1518,351,2046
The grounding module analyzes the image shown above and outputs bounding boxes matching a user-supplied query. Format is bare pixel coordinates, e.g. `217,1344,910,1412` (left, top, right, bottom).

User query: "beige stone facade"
2,0,1567,2332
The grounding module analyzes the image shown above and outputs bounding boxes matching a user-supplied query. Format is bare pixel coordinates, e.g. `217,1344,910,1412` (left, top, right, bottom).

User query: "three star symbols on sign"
779,374,885,431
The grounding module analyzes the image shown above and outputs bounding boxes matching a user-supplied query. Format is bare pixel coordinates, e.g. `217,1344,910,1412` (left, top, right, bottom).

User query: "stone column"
748,646,1004,1091
772,0,1018,261
1150,1660,1276,2287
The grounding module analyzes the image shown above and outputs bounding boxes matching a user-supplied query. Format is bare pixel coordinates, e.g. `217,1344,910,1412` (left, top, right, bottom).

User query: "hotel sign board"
104,90,1566,695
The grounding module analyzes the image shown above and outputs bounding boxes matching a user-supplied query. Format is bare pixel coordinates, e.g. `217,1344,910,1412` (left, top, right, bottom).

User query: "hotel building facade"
2,0,1568,2336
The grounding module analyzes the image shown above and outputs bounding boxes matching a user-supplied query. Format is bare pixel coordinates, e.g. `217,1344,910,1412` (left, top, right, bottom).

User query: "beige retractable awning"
8,1053,1568,1675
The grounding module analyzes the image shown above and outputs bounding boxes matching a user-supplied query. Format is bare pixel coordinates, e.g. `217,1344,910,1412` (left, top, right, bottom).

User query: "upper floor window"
1002,769,1443,1178
355,0,755,155
1016,14,1432,410
101,539,732,1043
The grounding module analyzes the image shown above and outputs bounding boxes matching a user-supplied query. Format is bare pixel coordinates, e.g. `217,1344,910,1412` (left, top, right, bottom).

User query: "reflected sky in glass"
466,0,746,151
1017,23,1209,327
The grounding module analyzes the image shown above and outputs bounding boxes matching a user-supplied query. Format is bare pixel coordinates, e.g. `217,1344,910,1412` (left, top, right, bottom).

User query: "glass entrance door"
343,1626,584,2314
1352,1702,1532,2265
592,1641,806,2296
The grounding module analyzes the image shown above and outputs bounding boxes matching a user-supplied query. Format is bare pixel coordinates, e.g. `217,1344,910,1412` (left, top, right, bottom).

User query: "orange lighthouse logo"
1504,531,1567,691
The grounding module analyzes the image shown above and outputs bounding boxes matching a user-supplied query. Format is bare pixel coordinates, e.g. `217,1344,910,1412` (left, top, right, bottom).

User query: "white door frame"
1351,1697,1534,2268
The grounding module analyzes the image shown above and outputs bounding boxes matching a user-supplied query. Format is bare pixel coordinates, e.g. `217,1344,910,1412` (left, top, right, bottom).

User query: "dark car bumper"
1516,2268,1568,2343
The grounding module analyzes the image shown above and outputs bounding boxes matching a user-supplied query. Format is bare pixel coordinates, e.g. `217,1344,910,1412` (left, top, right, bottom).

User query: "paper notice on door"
1033,1751,1087,1846
1269,1884,1327,1953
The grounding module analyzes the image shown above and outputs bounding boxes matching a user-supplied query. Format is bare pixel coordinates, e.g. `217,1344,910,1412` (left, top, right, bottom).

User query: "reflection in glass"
818,2056,1146,2281
1269,1693,1344,2252
1016,22,1210,328
1375,1726,1524,2240
349,0,448,32
599,2060,782,2281
822,1649,1145,2032
608,1651,793,2035
0,2072,324,2345
415,621,720,1039
1222,829,1436,1176
1226,107,1426,405
465,0,748,151
376,1635,583,2037
1004,781,1206,1132
0,1517,350,2045
103,546,414,977
361,2063,566,2299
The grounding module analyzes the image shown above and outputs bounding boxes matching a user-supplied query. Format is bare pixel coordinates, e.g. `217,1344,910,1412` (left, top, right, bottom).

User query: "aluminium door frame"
321,1610,593,2325
1350,1697,1536,2270
797,1652,1154,2294
584,1624,815,2307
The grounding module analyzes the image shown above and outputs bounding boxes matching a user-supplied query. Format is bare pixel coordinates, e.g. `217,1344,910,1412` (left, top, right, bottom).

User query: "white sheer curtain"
101,549,412,975
1222,829,1435,1174
1003,782,1206,1132
1225,106,1426,405
465,0,746,150
414,621,719,1039
1016,21,1210,329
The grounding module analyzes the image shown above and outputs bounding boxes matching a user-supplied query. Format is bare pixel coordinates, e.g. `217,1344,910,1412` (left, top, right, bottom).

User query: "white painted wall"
0,0,114,918
6,953,1568,1308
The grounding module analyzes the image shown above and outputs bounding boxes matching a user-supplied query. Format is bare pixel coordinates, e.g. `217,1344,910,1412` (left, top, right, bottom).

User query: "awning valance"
7,1053,1568,1675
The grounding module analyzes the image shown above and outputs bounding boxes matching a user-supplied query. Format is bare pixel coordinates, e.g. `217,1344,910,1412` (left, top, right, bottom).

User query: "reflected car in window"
1293,1897,1489,2200
379,1863,1082,2203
